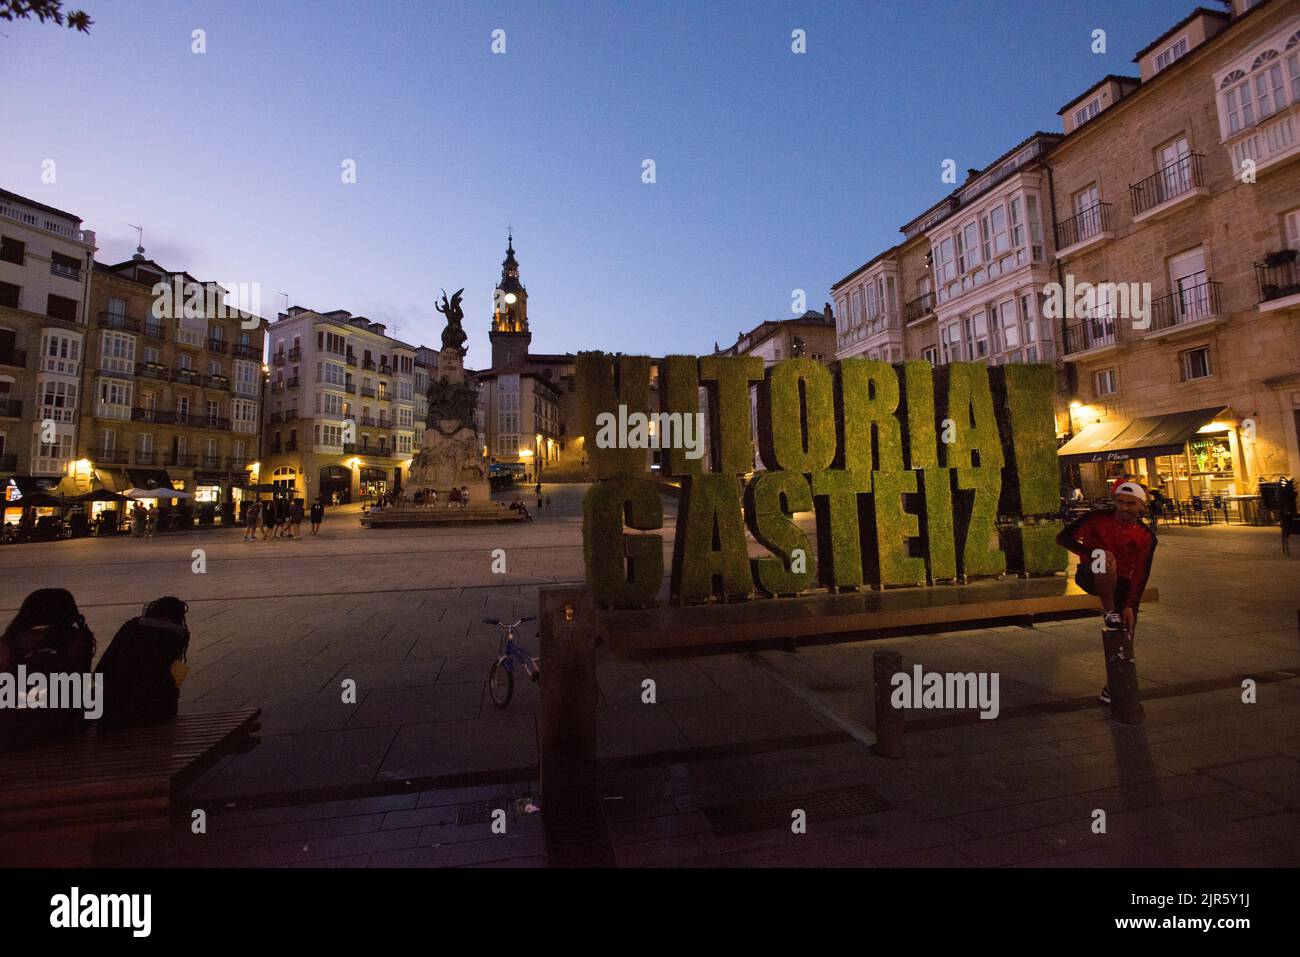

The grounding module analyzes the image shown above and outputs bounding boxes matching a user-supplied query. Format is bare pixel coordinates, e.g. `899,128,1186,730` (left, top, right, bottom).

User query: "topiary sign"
578,354,1066,607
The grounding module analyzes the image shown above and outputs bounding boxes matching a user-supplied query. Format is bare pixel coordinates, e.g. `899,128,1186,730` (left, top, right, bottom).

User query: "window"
998,299,1020,349
1009,198,1024,248
100,331,135,372
939,322,962,364
1073,97,1100,126
234,360,258,395
988,205,1009,256
0,282,18,309
0,236,24,265
39,379,77,422
98,378,132,411
1093,368,1117,397
176,395,190,420
206,400,220,423
208,324,224,343
143,345,160,365
138,432,153,454
232,440,245,463
1180,347,1212,381
322,392,345,416
232,399,258,432
322,362,346,386
174,319,203,346
963,310,989,359
922,346,938,366
178,353,192,371
208,359,222,377
41,332,80,374
1154,36,1188,73
1020,293,1037,343
1284,207,1300,251
46,294,77,322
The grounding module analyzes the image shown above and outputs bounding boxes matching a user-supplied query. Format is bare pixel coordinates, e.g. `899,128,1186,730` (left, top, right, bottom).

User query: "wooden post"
872,649,905,758
1102,628,1144,725
538,585,614,866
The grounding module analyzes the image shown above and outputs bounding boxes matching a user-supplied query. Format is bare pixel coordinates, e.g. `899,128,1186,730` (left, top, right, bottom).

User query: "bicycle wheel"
488,658,514,707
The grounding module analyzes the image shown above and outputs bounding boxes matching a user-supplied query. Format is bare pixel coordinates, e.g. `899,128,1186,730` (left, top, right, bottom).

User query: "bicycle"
483,616,539,707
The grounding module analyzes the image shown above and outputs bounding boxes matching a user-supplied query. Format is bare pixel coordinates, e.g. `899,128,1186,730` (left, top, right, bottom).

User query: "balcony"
132,408,175,424
1146,281,1224,339
1129,154,1208,222
194,416,231,431
343,442,361,455
1063,316,1121,361
50,262,81,282
904,292,935,324
99,312,141,332
360,416,377,426
0,349,28,369
135,451,157,465
270,441,282,454
345,353,357,366
96,402,132,421
168,453,197,467
1255,253,1300,312
135,363,171,381
1227,101,1299,179
142,320,166,340
288,345,301,360
361,386,376,398
0,398,21,417
0,453,17,471
207,338,227,354
175,368,201,385
344,384,357,395
272,351,288,366
285,376,300,389
95,448,130,465
205,374,231,390
231,343,259,359
225,457,248,470
284,440,298,452
378,364,392,377
362,358,376,370
198,454,222,469
269,411,284,424
1054,203,1115,258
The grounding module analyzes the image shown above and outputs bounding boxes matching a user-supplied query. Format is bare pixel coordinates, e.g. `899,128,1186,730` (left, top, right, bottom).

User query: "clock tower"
489,232,531,370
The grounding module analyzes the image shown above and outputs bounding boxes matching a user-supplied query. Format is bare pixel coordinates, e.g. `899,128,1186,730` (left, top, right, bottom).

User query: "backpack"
0,621,96,748
94,617,190,729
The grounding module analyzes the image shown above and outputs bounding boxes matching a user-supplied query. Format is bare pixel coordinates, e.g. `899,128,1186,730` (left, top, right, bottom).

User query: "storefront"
3,476,66,526
319,465,351,505
359,466,388,501
1058,406,1240,501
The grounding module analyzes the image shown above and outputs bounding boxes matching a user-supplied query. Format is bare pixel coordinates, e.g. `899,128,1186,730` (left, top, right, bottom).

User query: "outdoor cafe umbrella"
125,488,194,500
73,489,131,504
14,492,70,509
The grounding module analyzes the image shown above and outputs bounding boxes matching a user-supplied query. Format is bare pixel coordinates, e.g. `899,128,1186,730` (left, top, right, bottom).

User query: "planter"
1263,248,1298,267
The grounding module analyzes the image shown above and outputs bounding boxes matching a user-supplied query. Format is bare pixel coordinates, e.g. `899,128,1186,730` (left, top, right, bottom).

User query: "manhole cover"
701,784,892,836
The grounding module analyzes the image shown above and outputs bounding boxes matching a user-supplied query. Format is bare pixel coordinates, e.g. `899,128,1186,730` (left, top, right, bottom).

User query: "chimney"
823,302,834,323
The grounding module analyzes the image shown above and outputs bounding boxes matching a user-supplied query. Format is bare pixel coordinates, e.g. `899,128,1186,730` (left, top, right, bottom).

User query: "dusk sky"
3,0,1193,369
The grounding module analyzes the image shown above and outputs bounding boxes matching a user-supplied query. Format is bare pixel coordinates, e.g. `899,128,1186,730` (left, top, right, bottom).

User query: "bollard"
537,585,615,866
1102,628,1144,725
872,649,905,758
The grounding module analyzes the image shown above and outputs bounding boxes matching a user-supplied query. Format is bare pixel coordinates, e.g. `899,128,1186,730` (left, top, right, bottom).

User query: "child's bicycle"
483,616,539,707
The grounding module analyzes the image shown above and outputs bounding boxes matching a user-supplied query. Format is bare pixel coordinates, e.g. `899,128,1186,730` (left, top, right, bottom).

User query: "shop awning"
94,468,132,493
126,468,174,490
8,475,65,497
1058,406,1229,464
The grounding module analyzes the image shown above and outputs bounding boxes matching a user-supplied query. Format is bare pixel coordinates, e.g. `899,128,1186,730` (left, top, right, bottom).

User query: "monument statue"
436,288,467,355
406,285,489,501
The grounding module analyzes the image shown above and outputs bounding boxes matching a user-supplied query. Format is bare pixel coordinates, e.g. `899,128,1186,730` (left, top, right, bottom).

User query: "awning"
1058,406,1228,464
126,468,174,490
8,475,64,497
94,468,132,493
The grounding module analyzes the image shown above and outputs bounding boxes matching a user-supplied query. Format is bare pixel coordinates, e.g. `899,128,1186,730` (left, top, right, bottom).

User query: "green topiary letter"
583,479,664,606
744,470,816,595
757,359,836,473
672,473,752,602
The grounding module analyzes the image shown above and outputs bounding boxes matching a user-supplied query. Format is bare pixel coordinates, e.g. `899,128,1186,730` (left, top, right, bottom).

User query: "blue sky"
2,0,1194,368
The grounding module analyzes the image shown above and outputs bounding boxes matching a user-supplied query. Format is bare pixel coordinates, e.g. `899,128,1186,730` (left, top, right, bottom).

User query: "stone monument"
407,289,490,503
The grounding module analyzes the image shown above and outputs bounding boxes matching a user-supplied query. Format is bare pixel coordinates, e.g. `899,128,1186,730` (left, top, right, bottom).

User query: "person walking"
1055,480,1157,705
309,498,324,535
545,494,552,514
145,503,158,538
131,501,146,538
274,495,291,539
289,498,304,538
242,500,261,541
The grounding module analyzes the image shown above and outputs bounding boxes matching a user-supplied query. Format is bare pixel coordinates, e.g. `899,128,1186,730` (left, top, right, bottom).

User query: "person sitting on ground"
0,588,97,745
460,485,469,508
95,597,191,729
449,486,460,507
1056,480,1157,706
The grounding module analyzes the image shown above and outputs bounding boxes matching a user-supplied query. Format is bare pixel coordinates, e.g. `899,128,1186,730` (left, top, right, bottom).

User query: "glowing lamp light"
504,293,517,304
1068,400,1083,410
1197,421,1232,434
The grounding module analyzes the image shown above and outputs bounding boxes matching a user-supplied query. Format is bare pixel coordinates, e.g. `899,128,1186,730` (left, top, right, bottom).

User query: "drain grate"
456,797,531,826
701,784,892,836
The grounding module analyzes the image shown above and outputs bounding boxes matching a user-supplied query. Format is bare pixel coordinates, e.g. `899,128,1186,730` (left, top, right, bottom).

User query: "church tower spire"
489,231,531,370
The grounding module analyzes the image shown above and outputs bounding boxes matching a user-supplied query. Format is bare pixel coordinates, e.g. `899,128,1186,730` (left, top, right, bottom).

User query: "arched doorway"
359,466,387,502
319,465,351,505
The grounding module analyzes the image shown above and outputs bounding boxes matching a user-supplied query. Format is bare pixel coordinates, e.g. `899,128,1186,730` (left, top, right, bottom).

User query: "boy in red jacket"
1056,480,1157,704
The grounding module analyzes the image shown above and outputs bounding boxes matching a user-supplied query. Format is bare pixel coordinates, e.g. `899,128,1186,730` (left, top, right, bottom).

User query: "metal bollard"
872,649,905,758
1102,628,1144,725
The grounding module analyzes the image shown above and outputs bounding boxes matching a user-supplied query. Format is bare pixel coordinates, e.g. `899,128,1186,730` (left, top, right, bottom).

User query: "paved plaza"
2,484,1298,866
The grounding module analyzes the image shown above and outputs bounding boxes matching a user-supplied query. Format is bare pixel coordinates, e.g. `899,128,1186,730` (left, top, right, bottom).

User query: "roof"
832,243,902,291
0,187,83,225
1057,74,1141,115
718,311,834,355
1132,6,1229,61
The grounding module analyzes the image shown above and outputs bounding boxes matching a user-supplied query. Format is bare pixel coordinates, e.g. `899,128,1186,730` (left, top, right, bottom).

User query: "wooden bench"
0,709,261,834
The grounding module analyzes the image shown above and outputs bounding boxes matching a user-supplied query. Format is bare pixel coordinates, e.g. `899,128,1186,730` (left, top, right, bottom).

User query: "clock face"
504,293,517,304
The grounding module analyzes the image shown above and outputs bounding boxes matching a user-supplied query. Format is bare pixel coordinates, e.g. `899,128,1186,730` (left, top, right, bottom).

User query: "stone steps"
360,505,527,528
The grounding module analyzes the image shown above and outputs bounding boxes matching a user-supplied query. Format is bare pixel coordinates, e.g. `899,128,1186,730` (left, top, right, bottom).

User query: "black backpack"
0,621,96,748
94,617,190,729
